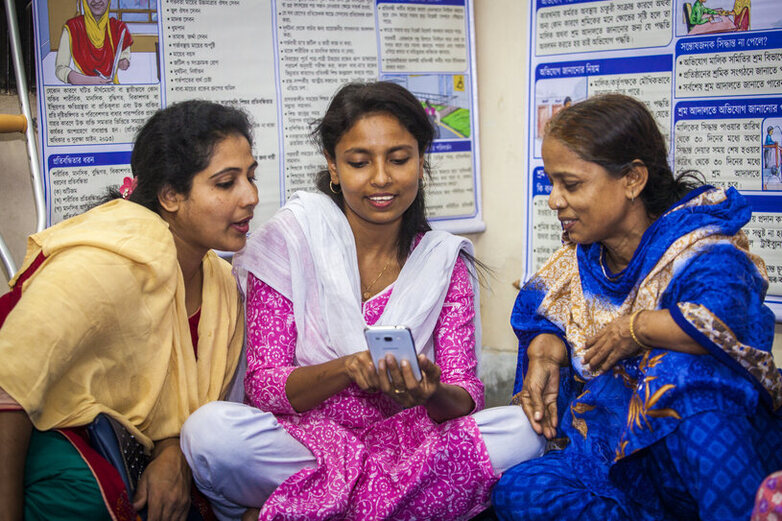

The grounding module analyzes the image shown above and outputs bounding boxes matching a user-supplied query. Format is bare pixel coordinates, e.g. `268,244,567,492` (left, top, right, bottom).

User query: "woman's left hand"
377,354,441,408
132,437,191,521
583,315,643,374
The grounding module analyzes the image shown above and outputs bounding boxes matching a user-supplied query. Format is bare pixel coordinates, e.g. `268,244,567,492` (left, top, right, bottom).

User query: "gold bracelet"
629,310,653,350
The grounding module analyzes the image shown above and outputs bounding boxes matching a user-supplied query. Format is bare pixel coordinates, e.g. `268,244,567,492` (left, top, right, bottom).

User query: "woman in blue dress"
493,94,782,521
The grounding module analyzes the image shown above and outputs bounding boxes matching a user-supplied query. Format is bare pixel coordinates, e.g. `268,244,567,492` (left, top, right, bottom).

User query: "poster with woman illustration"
32,0,483,234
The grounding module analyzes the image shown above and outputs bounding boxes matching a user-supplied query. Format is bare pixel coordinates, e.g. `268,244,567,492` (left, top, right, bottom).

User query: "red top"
0,252,46,329
65,15,133,78
188,309,201,359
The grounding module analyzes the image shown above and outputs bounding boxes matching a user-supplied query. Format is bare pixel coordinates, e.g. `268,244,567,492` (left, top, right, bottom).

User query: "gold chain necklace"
362,258,392,301
600,246,622,282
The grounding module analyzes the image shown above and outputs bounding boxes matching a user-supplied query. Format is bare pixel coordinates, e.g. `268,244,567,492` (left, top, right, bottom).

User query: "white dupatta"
233,191,481,367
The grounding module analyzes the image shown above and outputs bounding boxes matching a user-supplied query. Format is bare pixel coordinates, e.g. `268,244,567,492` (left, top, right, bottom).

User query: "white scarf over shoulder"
233,191,481,366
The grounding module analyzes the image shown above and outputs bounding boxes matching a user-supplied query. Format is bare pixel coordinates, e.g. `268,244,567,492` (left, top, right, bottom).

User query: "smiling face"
87,0,109,18
543,136,635,246
162,133,258,256
327,112,423,233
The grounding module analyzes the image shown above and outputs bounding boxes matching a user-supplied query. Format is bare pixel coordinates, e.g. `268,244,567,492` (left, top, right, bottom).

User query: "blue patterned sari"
493,187,782,521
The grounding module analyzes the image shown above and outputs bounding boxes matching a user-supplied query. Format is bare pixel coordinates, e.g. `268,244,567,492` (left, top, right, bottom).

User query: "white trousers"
180,402,545,521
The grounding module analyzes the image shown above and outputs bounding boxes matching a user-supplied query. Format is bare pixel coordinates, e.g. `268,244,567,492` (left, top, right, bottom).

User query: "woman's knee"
182,401,233,451
181,401,263,480
474,405,546,474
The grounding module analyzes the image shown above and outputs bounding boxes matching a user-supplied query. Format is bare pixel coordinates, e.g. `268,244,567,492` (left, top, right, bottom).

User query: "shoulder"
537,242,578,277
241,208,299,262
449,255,473,292
65,15,84,28
204,250,233,276
31,200,178,282
109,17,130,32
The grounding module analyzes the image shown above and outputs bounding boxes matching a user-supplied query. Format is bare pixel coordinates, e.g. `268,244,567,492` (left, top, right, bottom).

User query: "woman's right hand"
286,351,382,412
342,350,381,393
66,70,112,85
514,334,567,440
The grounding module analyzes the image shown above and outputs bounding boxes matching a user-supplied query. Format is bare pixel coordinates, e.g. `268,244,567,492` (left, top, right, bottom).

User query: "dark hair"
545,93,702,218
311,81,434,262
122,100,253,213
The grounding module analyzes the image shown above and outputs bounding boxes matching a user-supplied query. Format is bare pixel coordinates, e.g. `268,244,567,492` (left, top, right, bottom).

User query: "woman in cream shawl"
0,100,257,521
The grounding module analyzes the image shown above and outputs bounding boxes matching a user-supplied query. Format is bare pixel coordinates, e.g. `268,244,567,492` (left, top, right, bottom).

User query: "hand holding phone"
364,325,422,381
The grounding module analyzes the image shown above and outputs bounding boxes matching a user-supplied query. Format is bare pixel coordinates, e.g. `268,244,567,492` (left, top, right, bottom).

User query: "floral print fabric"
244,256,496,520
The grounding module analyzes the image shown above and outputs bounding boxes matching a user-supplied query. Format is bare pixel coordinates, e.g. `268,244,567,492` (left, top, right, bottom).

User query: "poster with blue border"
32,0,483,234
524,0,782,319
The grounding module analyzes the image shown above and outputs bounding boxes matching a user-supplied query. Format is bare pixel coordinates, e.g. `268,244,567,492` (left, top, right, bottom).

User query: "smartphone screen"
364,325,422,381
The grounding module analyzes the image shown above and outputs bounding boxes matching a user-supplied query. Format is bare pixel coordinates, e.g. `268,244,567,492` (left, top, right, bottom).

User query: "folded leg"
180,401,316,521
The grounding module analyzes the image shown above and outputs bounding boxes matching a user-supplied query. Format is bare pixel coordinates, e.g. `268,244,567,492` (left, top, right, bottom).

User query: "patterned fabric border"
677,302,782,410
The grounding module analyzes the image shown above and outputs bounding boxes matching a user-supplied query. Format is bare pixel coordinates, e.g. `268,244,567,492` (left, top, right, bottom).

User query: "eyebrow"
546,170,580,180
342,144,415,155
209,160,258,178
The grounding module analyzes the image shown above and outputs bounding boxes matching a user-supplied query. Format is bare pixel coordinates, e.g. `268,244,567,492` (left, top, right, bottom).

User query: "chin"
212,237,247,253
224,241,247,253
566,233,591,245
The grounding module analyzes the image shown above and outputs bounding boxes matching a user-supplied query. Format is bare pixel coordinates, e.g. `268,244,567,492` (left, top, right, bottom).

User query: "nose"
370,161,391,187
548,185,564,211
242,177,259,209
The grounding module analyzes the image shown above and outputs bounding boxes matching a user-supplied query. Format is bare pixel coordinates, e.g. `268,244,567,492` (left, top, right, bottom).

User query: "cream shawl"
0,200,243,448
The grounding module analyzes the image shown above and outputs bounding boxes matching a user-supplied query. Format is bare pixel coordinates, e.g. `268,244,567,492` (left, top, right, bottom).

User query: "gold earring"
329,181,341,194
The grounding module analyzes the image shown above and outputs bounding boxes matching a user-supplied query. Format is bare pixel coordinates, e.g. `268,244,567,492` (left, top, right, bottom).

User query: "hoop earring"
419,176,427,189
329,181,341,194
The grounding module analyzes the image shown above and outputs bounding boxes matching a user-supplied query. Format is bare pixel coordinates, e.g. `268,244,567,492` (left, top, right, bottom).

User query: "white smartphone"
364,325,422,381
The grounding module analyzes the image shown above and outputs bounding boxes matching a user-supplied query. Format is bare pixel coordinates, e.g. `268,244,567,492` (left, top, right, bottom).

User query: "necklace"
600,247,622,282
362,258,392,301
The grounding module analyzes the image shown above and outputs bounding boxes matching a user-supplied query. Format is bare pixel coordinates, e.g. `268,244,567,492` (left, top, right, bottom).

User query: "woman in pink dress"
180,82,545,520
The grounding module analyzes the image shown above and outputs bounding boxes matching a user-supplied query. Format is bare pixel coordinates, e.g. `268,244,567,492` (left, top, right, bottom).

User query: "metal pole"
0,237,16,281
5,0,46,234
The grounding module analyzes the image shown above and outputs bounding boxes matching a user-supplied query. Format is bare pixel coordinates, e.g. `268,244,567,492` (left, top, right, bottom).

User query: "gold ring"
393,388,405,394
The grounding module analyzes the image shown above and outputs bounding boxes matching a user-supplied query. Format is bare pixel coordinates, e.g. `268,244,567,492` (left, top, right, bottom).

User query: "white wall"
467,0,534,403
1,1,780,405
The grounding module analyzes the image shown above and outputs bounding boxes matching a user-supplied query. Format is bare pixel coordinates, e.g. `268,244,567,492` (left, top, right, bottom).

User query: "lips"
367,193,395,209
559,218,576,231
231,216,252,234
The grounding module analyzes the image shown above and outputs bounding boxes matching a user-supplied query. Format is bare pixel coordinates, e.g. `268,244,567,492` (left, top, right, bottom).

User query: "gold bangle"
629,310,653,350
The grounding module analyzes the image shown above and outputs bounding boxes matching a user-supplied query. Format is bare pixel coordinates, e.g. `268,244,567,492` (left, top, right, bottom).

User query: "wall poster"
32,0,483,234
524,0,782,318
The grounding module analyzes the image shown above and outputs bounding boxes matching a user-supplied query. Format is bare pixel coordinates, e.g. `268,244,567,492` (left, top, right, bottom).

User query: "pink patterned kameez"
244,256,497,520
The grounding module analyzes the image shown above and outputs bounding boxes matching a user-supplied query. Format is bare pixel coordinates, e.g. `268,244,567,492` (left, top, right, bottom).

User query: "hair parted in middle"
129,99,254,214
544,93,702,218
311,81,435,262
